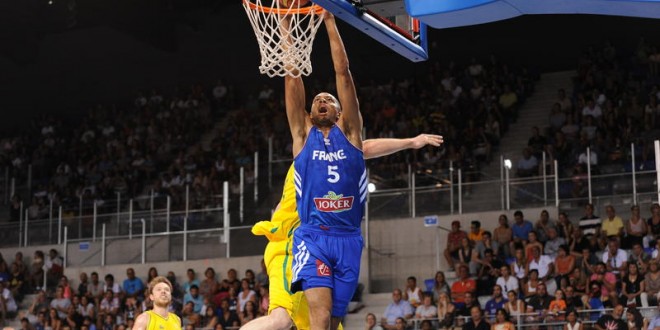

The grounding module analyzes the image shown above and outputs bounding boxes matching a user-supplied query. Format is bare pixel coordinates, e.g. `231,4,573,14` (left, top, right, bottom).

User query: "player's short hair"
148,276,173,295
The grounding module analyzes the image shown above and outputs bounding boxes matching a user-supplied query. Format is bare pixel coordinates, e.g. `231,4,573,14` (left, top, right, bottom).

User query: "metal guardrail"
405,307,659,330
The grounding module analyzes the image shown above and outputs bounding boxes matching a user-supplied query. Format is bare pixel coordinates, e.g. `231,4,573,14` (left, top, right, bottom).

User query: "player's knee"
309,308,331,327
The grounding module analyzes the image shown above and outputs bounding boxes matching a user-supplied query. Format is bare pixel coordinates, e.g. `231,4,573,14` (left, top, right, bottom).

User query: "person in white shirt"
527,246,556,294
403,277,422,309
496,265,519,295
603,238,628,275
414,294,437,320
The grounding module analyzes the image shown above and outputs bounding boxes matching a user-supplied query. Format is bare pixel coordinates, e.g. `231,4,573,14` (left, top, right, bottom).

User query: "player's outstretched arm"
324,13,362,147
285,74,310,157
363,134,443,159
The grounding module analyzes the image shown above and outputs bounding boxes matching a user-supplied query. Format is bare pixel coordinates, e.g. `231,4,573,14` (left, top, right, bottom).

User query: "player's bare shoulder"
133,311,151,330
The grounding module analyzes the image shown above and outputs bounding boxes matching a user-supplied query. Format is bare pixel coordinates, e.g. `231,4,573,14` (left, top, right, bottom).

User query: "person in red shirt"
451,264,477,307
445,221,468,271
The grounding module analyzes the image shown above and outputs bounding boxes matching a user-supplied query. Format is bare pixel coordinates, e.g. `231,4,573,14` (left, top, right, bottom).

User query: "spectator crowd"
0,248,269,330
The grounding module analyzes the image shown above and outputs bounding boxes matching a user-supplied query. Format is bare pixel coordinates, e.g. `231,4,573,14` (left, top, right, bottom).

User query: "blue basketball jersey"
293,126,367,229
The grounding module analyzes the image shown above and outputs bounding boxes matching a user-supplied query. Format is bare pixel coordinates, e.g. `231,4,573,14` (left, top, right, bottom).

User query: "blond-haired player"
134,276,182,330
241,133,443,330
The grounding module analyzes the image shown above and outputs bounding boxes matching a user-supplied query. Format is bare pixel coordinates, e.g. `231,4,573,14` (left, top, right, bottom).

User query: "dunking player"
241,134,443,330
286,12,367,330
133,276,182,330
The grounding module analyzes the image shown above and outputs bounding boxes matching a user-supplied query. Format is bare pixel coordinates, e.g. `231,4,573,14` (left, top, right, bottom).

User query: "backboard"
311,0,429,62
315,0,660,63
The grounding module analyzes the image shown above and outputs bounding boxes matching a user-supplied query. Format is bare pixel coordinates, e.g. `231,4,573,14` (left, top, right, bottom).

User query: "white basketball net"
242,0,325,78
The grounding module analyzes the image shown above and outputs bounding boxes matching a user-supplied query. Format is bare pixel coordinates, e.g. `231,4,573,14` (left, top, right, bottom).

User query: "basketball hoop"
242,0,325,78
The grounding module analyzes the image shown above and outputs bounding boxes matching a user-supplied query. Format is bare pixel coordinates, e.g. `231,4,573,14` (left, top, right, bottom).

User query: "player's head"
310,92,341,127
148,276,173,307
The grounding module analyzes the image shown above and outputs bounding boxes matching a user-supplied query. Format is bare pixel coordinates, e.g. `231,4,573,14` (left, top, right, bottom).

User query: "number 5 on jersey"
327,165,340,183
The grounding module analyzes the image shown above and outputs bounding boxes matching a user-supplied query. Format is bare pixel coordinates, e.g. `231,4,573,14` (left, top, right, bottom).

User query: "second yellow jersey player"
251,164,326,330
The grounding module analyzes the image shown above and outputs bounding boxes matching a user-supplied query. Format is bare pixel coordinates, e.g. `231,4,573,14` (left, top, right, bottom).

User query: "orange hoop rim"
243,0,325,15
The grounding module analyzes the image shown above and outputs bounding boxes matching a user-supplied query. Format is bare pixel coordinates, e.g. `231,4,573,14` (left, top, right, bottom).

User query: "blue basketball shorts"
290,225,363,317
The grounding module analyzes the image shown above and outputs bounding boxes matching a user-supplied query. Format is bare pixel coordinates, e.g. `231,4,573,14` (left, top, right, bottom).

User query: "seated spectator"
476,249,503,296
493,215,513,258
625,307,644,330
239,300,257,326
23,289,48,324
78,295,95,321
436,292,455,328
496,265,519,296
29,251,45,291
629,242,651,273
524,231,544,263
457,237,479,275
587,262,617,304
0,280,18,321
535,210,555,244
476,231,499,260
183,269,200,295
602,238,627,275
97,290,119,328
64,303,83,329
201,303,219,328
522,270,539,299
47,308,63,330
451,265,476,307
184,285,204,314
469,221,485,244
526,246,555,288
456,291,481,322
511,211,533,247
578,204,601,237
563,310,582,330
545,228,565,258
527,283,552,312
594,304,625,330
491,308,514,330
393,317,407,330
504,290,525,321
463,306,489,330
365,313,384,330
87,272,103,304
403,276,422,309
601,206,624,242
444,221,468,271
516,148,538,177
564,286,584,311
414,294,437,320
646,261,660,305
237,279,256,313
103,274,122,297
381,289,413,330
8,263,25,301
510,248,526,283
547,289,566,319
432,271,450,303
45,249,64,288
484,285,508,316
626,205,647,249
554,245,575,289
50,285,71,320
77,272,89,298
621,263,646,307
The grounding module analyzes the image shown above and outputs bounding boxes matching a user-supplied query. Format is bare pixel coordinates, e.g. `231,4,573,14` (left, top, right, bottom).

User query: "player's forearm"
324,15,349,74
363,138,414,159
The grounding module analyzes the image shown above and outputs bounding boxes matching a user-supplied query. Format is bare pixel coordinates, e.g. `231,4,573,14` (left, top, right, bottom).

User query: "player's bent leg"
304,287,332,330
239,307,292,330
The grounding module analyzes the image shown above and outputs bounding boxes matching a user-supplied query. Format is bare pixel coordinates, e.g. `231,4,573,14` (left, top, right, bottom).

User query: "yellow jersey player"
241,134,443,330
134,276,182,330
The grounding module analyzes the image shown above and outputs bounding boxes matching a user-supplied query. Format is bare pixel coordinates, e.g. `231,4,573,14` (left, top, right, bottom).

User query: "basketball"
279,0,310,8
